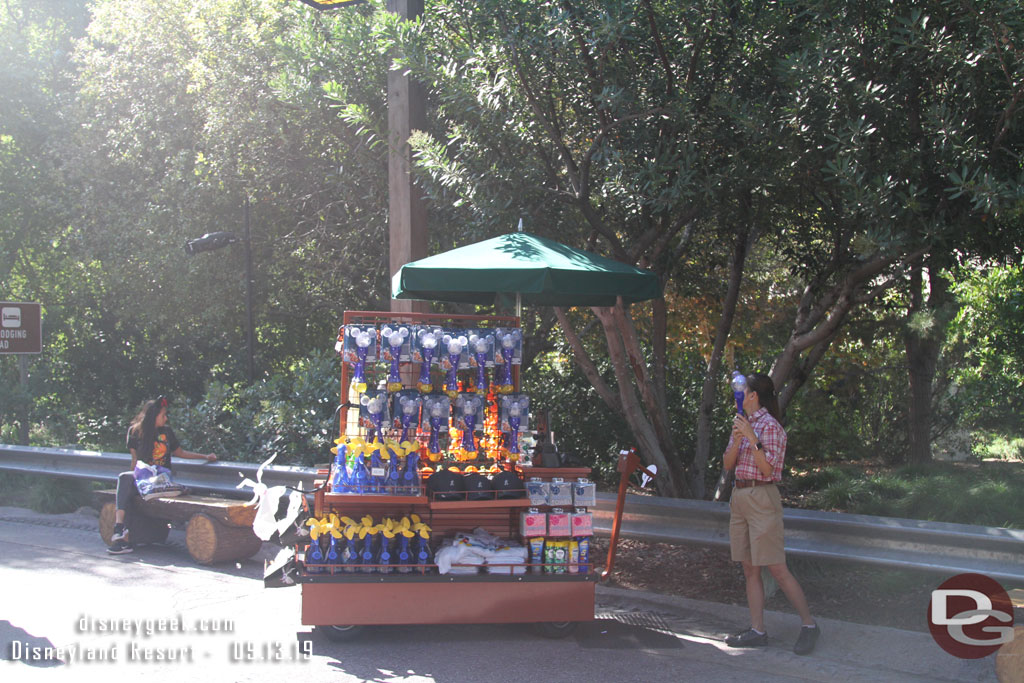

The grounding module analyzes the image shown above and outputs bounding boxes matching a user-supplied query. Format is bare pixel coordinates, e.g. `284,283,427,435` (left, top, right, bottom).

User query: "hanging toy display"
468,331,494,395
359,390,389,445
494,328,523,394
413,326,444,393
454,392,485,460
731,370,747,415
422,394,450,462
499,393,530,462
392,390,422,443
441,333,469,399
339,325,377,395
380,325,410,392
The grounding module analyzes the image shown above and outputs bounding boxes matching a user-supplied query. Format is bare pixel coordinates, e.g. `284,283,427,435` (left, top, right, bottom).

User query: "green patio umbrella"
391,231,662,308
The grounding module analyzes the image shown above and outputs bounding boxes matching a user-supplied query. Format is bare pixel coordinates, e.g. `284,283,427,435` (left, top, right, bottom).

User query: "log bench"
97,490,263,565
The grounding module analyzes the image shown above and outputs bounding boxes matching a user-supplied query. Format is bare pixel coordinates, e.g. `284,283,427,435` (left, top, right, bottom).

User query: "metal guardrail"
0,445,319,498
2,445,1022,583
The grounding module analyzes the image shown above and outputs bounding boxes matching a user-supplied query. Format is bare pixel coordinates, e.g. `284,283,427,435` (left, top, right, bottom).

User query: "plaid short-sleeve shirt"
725,407,786,482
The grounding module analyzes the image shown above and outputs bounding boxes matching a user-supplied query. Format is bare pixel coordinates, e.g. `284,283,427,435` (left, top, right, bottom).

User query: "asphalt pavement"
0,505,1008,682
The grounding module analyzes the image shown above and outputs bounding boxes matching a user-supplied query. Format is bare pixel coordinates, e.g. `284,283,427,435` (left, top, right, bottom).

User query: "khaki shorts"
729,483,785,566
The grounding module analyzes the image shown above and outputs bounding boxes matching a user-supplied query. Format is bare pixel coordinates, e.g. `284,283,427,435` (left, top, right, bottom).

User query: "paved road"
0,506,1003,682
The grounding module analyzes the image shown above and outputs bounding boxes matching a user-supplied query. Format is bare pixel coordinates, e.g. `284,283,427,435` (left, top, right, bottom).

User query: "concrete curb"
595,584,1000,682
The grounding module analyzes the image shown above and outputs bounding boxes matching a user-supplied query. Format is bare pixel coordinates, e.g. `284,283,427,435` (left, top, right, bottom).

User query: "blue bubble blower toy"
442,334,468,399
346,326,376,394
415,327,443,393
469,332,494,395
395,393,422,443
455,393,483,457
731,371,747,416
495,329,522,394
381,325,409,393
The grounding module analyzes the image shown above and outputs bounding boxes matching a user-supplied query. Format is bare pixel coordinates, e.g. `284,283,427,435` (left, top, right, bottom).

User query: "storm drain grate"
596,610,673,632
574,610,684,650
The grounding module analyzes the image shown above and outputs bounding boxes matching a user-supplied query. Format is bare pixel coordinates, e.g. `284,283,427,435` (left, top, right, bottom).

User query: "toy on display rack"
339,325,377,394
498,393,530,462
399,440,421,495
304,515,334,573
413,326,444,393
493,328,522,393
381,325,410,392
392,390,422,442
346,438,371,494
422,394,451,462
441,333,469,399
468,330,494,395
329,440,350,493
359,390,389,445
454,392,485,459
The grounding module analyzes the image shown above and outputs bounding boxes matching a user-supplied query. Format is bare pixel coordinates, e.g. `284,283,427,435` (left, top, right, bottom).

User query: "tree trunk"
904,259,952,465
554,304,688,498
694,222,751,499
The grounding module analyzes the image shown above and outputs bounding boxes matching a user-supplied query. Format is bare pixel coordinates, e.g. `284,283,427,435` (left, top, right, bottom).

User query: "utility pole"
297,0,430,313
386,0,429,314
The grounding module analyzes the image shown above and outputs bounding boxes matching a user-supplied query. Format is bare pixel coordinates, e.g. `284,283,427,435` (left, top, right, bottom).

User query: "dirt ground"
591,536,943,632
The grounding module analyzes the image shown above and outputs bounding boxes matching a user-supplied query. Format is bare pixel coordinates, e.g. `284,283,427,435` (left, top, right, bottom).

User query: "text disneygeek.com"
6,615,312,665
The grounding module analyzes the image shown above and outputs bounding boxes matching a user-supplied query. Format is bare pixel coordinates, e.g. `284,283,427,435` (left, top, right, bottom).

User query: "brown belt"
734,479,776,489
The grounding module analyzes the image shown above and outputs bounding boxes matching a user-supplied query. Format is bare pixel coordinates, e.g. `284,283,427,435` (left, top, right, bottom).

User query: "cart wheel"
534,621,578,639
315,625,365,642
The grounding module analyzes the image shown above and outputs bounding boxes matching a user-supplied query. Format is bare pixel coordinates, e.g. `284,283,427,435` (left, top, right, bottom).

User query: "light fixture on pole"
184,198,256,382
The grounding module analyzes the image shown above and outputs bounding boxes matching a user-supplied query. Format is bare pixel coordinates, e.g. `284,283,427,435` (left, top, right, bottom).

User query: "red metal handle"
601,448,655,581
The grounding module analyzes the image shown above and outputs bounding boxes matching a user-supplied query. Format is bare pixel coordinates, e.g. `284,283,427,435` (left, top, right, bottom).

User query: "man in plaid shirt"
722,373,820,655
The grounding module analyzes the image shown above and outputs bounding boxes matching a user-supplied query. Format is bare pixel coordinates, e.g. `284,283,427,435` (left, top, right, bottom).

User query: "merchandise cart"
297,311,600,640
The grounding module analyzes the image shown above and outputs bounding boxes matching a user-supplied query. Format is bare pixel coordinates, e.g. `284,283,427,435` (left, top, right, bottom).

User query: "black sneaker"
793,624,820,655
111,523,128,543
725,627,768,647
107,540,134,555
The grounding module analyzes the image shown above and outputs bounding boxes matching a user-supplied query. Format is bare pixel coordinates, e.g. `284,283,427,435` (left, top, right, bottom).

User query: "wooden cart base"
301,576,595,626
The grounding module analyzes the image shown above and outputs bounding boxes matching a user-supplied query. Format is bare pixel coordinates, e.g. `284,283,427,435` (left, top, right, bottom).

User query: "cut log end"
185,512,262,565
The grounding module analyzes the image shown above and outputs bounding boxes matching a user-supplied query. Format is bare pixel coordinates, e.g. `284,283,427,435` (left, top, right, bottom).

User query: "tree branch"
553,306,621,413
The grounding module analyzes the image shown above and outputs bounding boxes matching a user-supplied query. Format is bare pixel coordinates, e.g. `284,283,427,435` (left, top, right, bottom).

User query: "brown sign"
0,302,42,354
